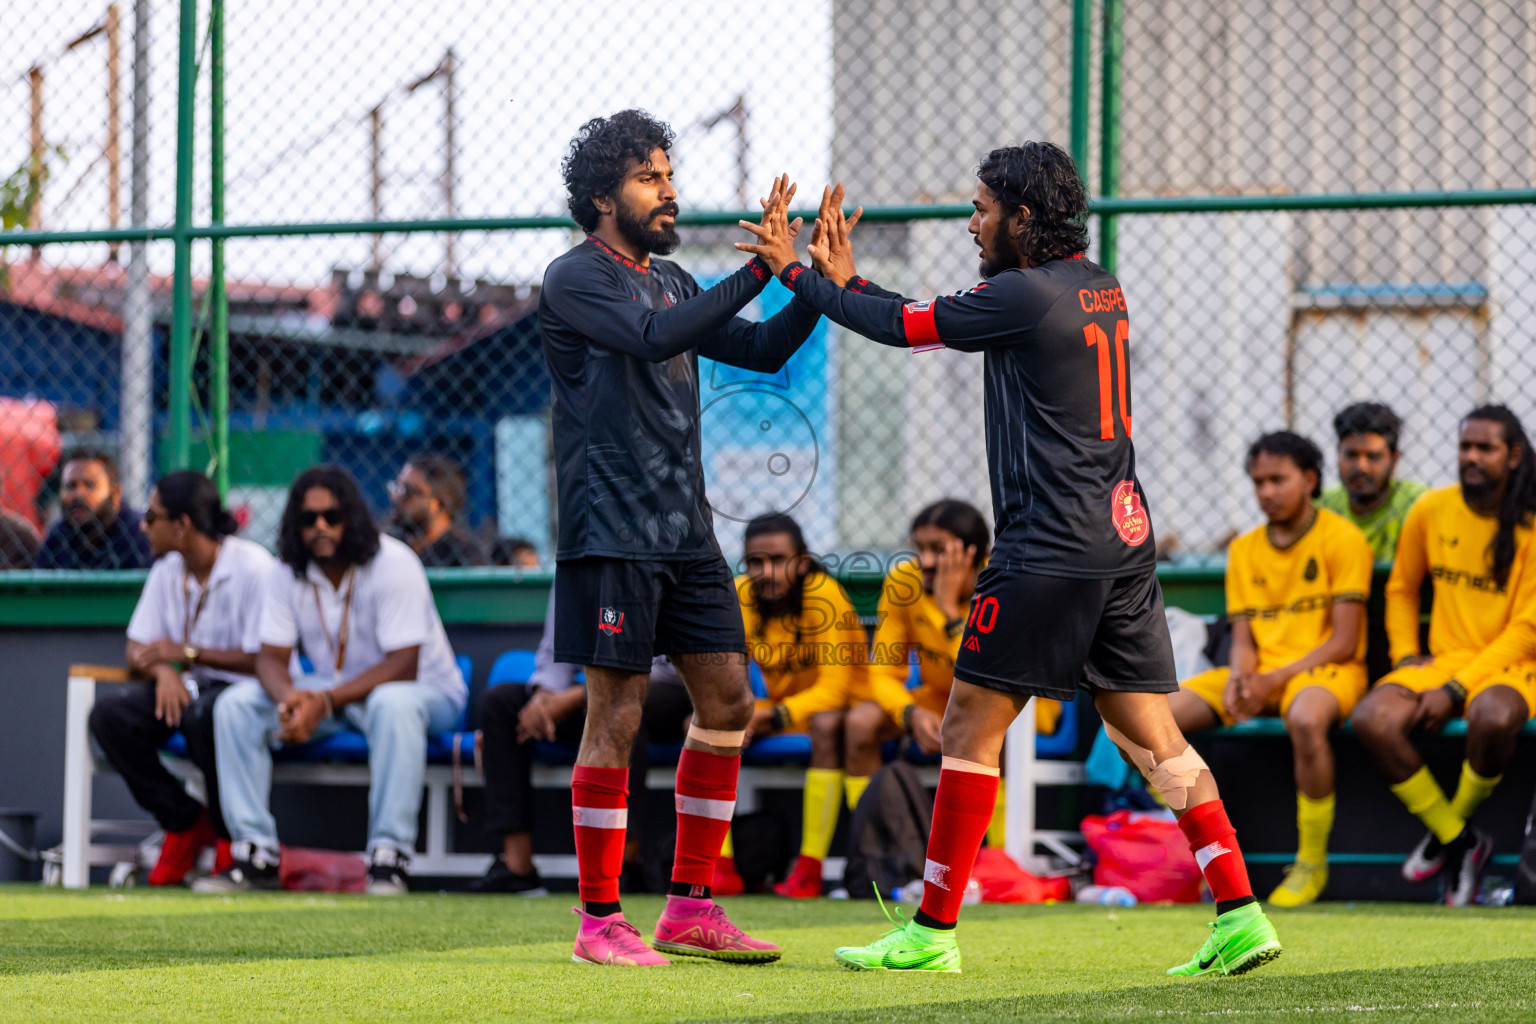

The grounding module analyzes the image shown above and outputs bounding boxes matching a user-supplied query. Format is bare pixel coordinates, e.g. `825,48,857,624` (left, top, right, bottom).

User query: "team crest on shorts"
598,607,625,634
1111,481,1150,546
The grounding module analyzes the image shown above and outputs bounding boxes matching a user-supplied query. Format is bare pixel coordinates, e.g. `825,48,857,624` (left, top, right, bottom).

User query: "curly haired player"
539,109,822,967
740,149,1282,977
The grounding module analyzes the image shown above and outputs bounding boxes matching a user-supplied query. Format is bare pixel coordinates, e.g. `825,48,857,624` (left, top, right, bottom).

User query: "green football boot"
1167,902,1282,978
832,894,962,973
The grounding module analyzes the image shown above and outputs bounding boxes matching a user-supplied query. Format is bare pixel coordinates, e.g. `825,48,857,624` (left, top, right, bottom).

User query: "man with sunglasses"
196,465,467,894
387,453,486,567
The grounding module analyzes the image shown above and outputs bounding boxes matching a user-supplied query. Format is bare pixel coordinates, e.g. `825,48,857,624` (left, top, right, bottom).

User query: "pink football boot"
652,895,782,963
571,908,671,966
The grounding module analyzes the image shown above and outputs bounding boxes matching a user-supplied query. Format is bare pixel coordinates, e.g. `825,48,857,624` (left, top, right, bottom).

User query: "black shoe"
367,846,411,896
463,856,548,895
1443,827,1493,907
191,841,282,893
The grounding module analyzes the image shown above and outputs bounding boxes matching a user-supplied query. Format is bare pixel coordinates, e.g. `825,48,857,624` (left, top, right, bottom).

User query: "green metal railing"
4,0,1536,500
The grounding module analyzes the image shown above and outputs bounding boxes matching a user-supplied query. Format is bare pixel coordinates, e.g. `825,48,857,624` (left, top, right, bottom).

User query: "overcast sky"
5,0,835,286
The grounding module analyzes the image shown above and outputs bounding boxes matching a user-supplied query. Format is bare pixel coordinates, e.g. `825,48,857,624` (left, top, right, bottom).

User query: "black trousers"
480,681,693,840
88,679,230,838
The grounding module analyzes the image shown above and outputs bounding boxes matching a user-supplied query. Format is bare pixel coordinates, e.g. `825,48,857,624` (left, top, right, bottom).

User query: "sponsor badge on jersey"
1111,481,1151,546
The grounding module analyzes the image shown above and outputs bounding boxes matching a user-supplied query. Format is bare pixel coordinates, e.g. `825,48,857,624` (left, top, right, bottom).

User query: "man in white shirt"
90,471,274,885
195,465,467,895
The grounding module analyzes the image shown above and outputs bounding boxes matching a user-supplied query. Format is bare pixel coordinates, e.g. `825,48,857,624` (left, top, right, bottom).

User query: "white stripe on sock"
572,806,628,829
1195,840,1232,871
675,794,735,821
923,858,951,891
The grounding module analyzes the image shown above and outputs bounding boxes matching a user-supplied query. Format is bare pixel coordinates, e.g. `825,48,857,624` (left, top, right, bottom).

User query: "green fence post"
168,0,198,471
1070,0,1094,184
210,0,228,495
1099,0,1123,272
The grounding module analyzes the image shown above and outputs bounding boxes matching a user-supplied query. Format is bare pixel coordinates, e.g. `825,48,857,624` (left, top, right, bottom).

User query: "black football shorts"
553,554,748,674
952,566,1177,701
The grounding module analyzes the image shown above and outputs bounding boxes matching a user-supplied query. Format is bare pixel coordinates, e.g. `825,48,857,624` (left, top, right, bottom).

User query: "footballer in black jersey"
740,147,1279,977
543,110,811,965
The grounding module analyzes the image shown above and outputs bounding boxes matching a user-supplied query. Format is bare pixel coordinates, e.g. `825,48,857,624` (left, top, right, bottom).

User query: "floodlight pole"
121,0,153,506
210,0,228,495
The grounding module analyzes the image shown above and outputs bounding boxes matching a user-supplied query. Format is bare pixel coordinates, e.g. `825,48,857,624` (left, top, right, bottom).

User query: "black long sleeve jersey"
539,237,821,560
781,257,1157,579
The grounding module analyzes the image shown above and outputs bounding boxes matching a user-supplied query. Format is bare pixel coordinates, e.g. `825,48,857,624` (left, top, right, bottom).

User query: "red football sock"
1178,799,1253,903
572,764,629,906
672,747,739,893
917,758,999,927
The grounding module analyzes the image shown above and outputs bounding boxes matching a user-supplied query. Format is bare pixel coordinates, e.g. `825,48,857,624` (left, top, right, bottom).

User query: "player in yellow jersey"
1171,433,1372,906
732,513,866,898
843,499,1060,855
1352,406,1536,906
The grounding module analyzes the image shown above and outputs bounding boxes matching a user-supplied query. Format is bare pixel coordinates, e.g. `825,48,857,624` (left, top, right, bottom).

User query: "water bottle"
892,878,981,904
1076,884,1137,907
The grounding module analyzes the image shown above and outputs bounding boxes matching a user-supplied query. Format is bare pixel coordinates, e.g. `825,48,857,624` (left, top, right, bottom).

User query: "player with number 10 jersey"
739,143,1280,978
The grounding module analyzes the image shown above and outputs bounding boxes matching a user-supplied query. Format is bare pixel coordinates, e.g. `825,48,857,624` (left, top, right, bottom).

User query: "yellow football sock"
843,773,871,812
986,778,1007,848
1390,766,1464,844
1295,792,1335,866
799,768,845,860
719,829,734,859
1449,761,1501,822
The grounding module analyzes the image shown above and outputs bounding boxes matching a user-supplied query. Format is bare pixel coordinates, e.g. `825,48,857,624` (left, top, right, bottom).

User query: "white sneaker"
366,846,410,895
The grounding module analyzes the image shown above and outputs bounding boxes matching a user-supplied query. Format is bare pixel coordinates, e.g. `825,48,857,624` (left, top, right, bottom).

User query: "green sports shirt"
1317,478,1428,561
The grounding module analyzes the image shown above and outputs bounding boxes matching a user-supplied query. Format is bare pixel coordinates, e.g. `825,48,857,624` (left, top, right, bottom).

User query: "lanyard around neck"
311,568,356,679
181,544,222,646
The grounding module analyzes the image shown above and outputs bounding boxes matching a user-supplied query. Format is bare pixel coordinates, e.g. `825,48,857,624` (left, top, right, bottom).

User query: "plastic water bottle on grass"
1076,884,1137,906
892,879,980,904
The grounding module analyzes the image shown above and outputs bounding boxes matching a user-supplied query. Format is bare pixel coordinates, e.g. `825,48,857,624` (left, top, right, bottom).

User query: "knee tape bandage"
687,724,746,748
1104,723,1209,810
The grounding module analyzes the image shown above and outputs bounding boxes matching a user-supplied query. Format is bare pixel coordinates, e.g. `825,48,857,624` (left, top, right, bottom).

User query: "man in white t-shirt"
194,465,467,895
90,471,274,885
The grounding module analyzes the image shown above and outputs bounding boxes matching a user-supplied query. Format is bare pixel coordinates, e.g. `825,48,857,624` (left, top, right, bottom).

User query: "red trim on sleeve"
902,300,943,352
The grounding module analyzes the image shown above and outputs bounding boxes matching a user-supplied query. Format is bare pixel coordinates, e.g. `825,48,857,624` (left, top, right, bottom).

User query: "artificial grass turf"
0,889,1533,1023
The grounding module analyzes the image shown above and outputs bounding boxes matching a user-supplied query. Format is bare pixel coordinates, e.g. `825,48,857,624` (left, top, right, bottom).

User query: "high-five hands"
736,173,802,276
806,182,863,287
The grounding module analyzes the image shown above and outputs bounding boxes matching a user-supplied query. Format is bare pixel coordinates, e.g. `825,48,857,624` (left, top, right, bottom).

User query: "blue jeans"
214,676,463,854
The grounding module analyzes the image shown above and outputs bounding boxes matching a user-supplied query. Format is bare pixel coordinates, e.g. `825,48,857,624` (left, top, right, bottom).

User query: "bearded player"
739,153,1282,977
540,110,822,966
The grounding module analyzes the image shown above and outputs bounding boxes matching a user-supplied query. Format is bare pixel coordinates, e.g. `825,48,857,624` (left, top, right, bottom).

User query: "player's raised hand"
759,173,804,242
736,172,803,276
807,182,863,287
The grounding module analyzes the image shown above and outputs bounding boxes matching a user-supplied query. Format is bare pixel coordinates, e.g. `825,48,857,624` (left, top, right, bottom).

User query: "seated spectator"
387,454,486,567
1169,433,1372,907
1318,402,1427,561
88,471,274,885
34,447,152,569
0,507,39,568
1353,406,1536,906
845,500,1061,855
465,580,692,894
195,465,467,895
490,536,542,569
733,513,866,899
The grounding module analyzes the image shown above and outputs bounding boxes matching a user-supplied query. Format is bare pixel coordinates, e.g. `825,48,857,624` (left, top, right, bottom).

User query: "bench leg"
425,780,449,862
1003,702,1037,869
62,675,97,889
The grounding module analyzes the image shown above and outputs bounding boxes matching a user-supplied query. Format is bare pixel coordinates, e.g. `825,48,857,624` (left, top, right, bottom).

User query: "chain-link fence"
4,0,1535,571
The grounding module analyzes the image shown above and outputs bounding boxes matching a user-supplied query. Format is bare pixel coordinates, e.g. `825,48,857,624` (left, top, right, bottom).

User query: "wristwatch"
182,644,200,665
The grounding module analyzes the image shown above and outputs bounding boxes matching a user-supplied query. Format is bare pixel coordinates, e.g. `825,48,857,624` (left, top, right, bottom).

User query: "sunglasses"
143,508,165,525
300,508,343,528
